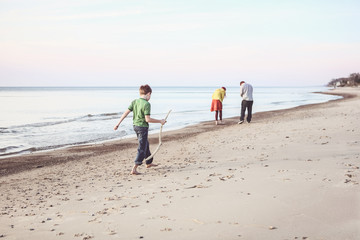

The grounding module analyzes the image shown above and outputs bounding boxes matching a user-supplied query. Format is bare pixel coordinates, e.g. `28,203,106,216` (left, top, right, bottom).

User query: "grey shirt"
240,83,253,101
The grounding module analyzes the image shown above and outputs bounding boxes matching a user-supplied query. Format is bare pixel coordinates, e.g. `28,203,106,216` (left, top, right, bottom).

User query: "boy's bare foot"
130,165,140,175
130,170,141,175
146,163,158,168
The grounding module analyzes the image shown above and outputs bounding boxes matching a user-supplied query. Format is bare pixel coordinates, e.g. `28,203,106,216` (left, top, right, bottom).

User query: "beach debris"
74,233,94,239
185,185,209,189
219,175,234,181
160,228,172,231
88,218,98,223
268,226,277,230
83,235,94,240
97,208,109,215
192,219,204,224
209,173,220,177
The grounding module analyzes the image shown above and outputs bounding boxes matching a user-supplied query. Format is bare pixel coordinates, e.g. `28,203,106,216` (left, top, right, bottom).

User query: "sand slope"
1,88,359,240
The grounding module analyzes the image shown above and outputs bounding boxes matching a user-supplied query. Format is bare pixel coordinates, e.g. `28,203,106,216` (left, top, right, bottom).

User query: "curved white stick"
144,110,172,161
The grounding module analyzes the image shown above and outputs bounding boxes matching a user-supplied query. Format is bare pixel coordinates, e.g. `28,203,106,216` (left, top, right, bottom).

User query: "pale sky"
0,0,359,87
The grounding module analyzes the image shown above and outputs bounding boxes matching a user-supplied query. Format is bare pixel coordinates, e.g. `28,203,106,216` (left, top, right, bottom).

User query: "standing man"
238,81,254,124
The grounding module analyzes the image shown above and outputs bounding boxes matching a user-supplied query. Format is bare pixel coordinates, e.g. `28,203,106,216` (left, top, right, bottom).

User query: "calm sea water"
0,86,340,157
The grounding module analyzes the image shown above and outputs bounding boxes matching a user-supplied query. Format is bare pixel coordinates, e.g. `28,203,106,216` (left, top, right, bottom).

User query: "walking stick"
144,109,172,161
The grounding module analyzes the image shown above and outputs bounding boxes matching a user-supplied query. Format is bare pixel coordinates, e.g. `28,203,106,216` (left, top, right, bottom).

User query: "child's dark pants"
133,125,153,165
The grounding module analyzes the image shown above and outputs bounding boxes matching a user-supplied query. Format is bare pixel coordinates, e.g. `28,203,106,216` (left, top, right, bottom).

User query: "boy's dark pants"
133,125,153,165
240,100,254,123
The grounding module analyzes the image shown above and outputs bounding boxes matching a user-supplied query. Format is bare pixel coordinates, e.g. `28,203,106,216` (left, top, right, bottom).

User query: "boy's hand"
161,119,167,125
114,125,119,130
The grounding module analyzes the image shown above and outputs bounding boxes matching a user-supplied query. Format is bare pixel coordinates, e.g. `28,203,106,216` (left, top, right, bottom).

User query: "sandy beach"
0,88,359,240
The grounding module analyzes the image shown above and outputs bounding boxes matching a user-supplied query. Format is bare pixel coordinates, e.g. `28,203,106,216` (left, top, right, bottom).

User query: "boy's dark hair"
139,84,152,95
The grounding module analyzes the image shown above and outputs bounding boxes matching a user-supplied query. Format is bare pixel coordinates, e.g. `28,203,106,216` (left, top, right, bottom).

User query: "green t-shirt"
128,98,151,127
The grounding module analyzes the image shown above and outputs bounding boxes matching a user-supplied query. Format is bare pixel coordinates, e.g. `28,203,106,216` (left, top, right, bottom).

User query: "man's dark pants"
240,100,254,123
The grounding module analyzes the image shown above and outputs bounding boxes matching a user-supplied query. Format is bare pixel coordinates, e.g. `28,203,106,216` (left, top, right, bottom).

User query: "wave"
0,146,19,153
0,130,128,158
271,99,307,105
0,128,19,134
0,147,38,157
6,112,122,130
79,112,121,122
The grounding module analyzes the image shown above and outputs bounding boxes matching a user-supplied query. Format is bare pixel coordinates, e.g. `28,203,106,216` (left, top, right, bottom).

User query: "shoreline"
0,88,355,177
0,86,341,161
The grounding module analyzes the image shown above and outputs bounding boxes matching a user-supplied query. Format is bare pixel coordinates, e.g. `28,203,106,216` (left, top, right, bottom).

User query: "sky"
0,0,359,87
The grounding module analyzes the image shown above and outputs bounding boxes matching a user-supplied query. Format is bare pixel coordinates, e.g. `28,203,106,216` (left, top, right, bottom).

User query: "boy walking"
114,85,166,175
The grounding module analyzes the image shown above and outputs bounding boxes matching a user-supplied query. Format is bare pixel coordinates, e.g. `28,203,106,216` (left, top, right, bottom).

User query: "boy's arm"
145,115,166,125
114,109,131,130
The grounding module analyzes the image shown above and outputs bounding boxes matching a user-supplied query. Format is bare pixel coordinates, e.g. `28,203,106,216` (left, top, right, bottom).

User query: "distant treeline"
327,73,360,87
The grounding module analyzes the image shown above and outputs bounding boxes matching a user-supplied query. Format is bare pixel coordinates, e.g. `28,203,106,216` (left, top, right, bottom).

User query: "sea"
0,86,341,158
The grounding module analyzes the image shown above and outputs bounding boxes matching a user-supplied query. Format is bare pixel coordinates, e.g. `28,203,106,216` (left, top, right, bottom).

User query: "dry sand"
0,88,359,240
